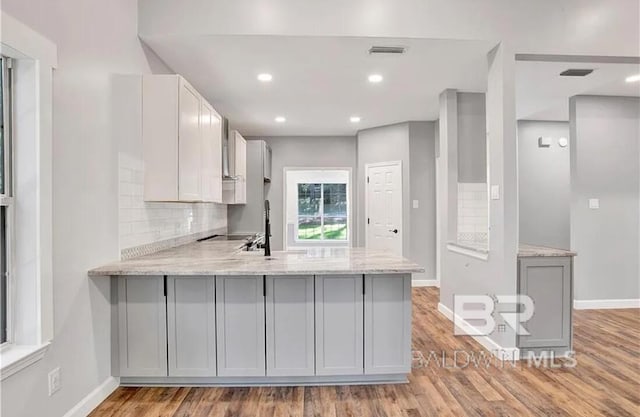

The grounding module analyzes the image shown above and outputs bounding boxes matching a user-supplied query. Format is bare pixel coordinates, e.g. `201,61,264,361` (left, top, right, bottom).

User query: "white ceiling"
145,35,640,136
145,36,493,136
516,61,640,121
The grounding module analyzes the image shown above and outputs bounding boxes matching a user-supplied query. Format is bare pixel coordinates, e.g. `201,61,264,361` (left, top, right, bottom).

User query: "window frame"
0,11,57,379
0,56,14,347
283,168,352,251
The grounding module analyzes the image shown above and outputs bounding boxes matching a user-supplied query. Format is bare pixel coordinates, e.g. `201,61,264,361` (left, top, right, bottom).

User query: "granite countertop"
518,244,577,258
88,240,425,276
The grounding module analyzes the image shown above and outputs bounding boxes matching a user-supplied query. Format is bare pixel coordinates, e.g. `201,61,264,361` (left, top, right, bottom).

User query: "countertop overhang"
88,241,425,276
518,244,577,258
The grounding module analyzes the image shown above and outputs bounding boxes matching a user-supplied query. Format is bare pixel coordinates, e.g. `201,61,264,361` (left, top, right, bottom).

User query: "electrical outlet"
48,367,61,396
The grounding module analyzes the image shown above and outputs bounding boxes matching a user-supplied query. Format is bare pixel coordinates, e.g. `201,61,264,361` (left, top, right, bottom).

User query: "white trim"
0,13,57,67
574,299,640,310
364,160,403,253
0,11,56,346
437,302,520,361
0,342,50,380
446,243,489,261
411,279,439,287
62,376,120,417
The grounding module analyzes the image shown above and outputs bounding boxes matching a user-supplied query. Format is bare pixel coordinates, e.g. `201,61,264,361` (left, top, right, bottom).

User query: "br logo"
452,295,534,336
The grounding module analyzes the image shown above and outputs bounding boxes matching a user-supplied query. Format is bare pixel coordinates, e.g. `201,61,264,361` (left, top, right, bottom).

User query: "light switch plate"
588,198,600,209
490,185,500,200
412,200,419,209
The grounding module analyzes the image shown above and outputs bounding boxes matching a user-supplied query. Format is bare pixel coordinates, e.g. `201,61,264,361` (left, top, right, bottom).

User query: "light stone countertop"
518,244,577,258
88,240,425,276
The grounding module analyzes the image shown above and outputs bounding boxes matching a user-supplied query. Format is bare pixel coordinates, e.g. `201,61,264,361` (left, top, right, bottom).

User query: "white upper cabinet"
177,80,202,201
143,74,223,202
200,100,223,203
222,130,247,204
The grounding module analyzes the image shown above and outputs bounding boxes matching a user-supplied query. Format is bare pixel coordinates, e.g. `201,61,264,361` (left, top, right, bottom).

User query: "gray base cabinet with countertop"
216,275,266,377
167,276,216,377
365,275,412,374
117,276,168,377
517,247,575,358
113,273,412,386
315,275,364,376
266,275,315,376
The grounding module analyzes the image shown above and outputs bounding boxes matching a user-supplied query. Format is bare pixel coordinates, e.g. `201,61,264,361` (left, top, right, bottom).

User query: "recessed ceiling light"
350,116,361,123
257,73,273,82
275,116,286,123
625,74,640,83
368,74,383,83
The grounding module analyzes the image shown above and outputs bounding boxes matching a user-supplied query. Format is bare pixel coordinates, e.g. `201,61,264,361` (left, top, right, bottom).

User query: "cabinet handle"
163,276,167,297
263,277,266,297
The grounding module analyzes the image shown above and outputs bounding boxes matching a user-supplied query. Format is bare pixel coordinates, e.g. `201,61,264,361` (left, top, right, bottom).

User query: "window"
0,56,13,345
284,169,351,249
297,183,347,240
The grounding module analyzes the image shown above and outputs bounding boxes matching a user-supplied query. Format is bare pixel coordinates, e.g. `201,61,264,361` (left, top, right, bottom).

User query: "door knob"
389,229,398,234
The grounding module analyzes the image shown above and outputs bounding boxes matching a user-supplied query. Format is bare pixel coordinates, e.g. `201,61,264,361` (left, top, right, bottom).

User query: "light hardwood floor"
90,287,640,417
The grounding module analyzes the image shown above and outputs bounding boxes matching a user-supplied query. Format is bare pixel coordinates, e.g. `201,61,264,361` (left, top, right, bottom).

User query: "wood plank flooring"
90,287,640,417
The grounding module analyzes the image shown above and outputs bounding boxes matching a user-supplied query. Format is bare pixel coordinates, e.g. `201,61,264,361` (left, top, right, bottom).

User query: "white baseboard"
63,376,119,417
412,279,439,287
574,298,640,310
437,302,520,361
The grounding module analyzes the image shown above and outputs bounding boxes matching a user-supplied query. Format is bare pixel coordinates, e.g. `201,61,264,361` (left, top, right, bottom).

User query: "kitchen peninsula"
89,241,423,386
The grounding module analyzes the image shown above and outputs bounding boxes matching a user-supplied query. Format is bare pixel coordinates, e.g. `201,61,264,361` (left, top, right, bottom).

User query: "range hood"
221,117,236,179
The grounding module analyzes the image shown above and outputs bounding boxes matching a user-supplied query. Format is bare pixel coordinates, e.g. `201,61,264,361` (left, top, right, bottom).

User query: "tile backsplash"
119,153,227,251
457,182,488,247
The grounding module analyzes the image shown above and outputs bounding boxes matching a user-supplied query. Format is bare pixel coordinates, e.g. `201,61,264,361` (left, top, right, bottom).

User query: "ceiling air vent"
559,69,594,77
368,46,406,55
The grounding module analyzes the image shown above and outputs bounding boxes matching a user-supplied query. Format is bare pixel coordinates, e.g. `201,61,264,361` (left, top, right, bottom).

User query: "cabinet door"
178,79,202,201
364,274,412,374
315,275,363,375
167,276,216,376
518,257,572,348
118,276,167,377
234,133,247,204
200,101,222,203
265,275,314,376
215,276,266,376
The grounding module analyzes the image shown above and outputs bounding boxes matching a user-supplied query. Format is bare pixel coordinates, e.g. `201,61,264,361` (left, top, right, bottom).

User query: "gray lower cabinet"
517,257,572,353
364,274,412,374
265,275,314,376
315,274,364,375
117,276,167,377
215,275,266,376
166,276,216,376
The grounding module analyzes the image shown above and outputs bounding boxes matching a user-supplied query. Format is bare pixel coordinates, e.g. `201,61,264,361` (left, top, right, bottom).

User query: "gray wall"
518,121,570,249
569,96,640,301
457,92,487,183
356,121,437,282
409,122,438,282
248,136,357,251
0,2,174,417
439,45,519,351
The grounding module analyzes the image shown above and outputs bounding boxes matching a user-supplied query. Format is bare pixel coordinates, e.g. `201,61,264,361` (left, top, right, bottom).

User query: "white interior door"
366,161,402,256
